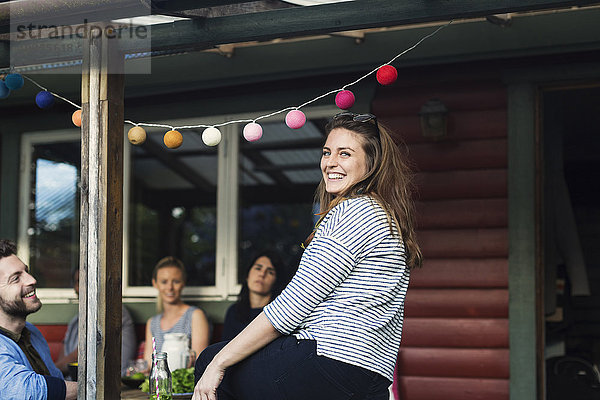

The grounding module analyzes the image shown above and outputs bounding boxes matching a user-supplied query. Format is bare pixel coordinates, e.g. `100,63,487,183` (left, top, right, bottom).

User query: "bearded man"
0,239,77,400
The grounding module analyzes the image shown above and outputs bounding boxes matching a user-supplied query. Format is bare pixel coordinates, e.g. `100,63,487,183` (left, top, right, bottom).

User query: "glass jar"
149,352,173,400
161,333,190,372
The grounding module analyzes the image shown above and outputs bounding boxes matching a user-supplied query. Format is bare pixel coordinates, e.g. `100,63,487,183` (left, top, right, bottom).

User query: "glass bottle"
149,352,173,400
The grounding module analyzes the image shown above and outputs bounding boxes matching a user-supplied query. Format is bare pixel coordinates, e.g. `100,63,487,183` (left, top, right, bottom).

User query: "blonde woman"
144,256,210,368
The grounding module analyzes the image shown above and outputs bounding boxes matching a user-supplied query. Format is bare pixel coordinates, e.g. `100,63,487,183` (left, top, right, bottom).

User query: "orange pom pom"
72,110,82,127
164,130,183,149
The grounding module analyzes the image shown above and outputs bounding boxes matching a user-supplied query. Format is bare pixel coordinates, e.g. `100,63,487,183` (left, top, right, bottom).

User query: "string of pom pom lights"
1,21,452,149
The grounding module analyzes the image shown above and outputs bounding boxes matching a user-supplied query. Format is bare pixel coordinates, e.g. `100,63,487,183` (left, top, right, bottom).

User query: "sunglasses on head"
334,112,377,122
332,112,380,135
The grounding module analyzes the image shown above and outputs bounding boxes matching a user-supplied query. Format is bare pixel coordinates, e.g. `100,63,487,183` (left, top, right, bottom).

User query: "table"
121,388,192,399
121,388,148,399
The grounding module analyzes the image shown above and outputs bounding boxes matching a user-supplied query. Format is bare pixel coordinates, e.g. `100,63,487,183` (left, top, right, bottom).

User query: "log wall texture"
373,77,509,400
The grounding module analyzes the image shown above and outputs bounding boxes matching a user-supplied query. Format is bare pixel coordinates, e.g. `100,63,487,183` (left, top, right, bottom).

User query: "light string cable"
18,20,453,132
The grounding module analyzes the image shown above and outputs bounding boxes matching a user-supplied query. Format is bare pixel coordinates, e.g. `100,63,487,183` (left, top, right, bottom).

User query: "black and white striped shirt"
264,196,410,381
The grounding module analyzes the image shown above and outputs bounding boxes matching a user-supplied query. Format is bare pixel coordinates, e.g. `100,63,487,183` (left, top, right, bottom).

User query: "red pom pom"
335,90,355,110
376,65,398,85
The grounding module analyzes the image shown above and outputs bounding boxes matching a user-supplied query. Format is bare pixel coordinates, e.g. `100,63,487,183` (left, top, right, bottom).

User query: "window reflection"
238,119,325,281
128,130,218,286
29,142,80,288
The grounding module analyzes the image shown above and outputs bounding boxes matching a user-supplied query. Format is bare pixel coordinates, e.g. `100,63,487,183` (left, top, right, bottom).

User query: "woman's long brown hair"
310,114,423,269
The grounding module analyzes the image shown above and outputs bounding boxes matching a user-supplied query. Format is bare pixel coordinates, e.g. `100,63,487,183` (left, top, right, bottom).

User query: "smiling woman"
143,256,211,371
192,113,421,400
320,127,368,196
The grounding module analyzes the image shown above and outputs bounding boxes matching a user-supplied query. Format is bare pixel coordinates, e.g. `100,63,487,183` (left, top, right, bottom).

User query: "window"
126,123,219,289
19,107,335,300
238,119,324,285
18,132,81,297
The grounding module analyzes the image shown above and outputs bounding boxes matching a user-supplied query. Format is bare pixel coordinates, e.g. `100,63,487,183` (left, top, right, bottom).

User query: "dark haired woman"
193,113,422,400
143,256,211,368
221,251,285,341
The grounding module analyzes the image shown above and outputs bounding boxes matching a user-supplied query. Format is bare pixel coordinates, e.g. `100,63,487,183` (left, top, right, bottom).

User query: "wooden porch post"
78,25,125,400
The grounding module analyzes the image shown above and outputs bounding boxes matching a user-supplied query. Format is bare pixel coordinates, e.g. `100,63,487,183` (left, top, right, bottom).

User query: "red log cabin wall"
372,74,509,400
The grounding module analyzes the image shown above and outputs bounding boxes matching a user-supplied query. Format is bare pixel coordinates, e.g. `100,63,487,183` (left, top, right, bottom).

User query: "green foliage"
139,378,149,393
139,367,194,394
171,367,195,394
131,372,145,380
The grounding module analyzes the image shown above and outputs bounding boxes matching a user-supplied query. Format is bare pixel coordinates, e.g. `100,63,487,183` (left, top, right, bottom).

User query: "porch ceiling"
2,0,600,69
3,1,600,201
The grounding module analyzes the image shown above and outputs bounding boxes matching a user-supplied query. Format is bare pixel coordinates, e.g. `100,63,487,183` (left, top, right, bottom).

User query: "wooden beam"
506,83,539,400
151,0,293,12
0,0,289,34
0,0,150,34
78,24,124,400
3,0,600,68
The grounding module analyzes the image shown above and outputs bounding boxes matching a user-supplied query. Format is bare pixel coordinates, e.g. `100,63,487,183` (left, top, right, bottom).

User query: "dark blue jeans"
194,336,391,400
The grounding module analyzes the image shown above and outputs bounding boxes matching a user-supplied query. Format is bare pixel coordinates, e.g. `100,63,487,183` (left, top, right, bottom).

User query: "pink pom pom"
335,90,355,110
243,122,263,142
376,65,398,85
285,110,306,129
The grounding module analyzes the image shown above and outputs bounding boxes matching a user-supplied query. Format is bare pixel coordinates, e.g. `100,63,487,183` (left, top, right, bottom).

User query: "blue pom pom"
5,74,24,90
0,81,10,99
36,91,55,109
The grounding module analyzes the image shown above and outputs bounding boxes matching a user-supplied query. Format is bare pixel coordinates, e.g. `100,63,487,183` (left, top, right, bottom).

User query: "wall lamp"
419,99,448,140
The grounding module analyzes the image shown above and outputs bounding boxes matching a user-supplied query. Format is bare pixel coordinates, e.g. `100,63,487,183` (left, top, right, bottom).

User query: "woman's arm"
64,381,78,400
192,312,280,400
190,308,211,359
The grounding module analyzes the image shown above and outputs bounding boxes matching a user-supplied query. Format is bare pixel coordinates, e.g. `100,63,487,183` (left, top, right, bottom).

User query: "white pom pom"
202,127,222,146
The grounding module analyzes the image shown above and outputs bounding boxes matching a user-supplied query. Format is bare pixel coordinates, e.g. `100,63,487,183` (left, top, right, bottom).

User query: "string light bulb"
335,90,355,110
0,81,9,99
72,110,82,127
202,127,222,146
35,91,55,108
128,126,147,145
376,65,398,85
5,73,24,90
243,122,263,142
285,110,306,129
164,130,183,148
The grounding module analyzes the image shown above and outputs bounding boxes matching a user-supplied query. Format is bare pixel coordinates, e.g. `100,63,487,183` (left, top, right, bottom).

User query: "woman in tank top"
143,256,211,368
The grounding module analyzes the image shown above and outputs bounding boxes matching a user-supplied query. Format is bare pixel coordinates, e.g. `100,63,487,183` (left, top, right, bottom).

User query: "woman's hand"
191,312,281,400
191,361,226,400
